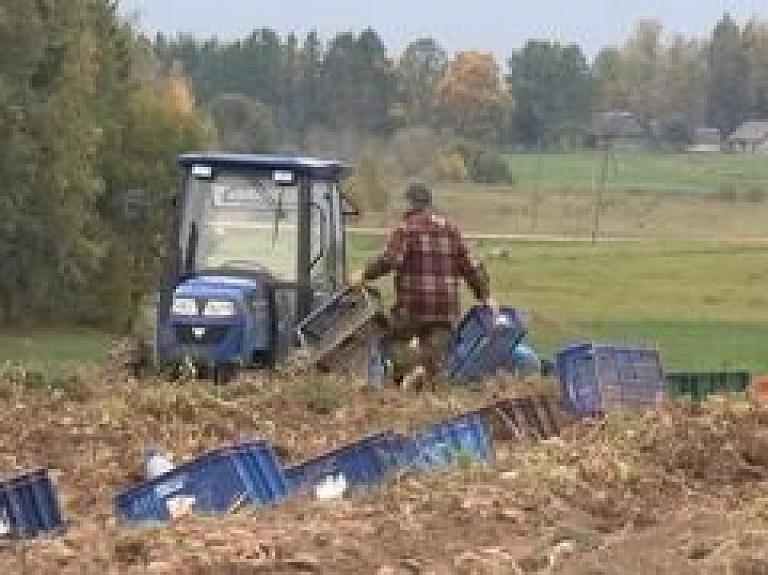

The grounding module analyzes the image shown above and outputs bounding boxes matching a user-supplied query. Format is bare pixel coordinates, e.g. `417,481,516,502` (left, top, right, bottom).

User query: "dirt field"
1,366,767,574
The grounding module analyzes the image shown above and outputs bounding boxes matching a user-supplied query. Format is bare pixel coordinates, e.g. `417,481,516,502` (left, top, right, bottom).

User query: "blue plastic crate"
0,468,64,539
666,371,751,401
114,441,287,523
284,431,403,493
481,396,562,441
556,341,665,415
296,288,379,360
402,411,494,472
443,306,527,382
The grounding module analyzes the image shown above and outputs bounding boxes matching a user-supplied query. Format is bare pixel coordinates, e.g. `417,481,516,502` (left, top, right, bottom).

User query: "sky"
119,1,767,59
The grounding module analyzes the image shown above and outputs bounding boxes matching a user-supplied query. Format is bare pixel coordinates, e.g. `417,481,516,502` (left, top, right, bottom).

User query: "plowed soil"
1,368,767,574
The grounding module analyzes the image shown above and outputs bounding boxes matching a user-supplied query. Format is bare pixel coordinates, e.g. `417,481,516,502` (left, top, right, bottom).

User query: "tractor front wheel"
213,363,238,385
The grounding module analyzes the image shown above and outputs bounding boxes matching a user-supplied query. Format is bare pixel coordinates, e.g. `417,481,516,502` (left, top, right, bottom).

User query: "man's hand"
483,297,500,317
348,269,367,290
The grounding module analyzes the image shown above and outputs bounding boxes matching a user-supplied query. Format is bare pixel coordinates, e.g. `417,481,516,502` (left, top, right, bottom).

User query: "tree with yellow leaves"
433,51,512,142
164,60,197,118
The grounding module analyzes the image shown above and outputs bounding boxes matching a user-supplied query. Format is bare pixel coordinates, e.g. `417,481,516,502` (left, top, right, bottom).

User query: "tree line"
0,0,211,328
2,2,767,329
156,13,768,152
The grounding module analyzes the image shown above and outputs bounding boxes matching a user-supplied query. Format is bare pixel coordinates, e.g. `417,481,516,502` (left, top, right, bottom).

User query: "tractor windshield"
180,169,327,283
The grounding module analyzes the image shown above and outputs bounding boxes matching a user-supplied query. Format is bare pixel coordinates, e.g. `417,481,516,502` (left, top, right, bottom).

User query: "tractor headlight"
203,299,236,317
171,297,198,316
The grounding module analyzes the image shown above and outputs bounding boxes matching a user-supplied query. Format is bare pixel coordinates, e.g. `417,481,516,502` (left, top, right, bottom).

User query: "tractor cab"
153,154,355,376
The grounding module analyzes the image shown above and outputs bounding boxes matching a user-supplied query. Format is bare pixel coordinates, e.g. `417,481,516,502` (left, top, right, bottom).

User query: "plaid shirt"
363,211,489,325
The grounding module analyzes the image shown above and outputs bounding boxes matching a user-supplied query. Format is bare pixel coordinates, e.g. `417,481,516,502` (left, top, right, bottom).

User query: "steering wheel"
216,259,271,273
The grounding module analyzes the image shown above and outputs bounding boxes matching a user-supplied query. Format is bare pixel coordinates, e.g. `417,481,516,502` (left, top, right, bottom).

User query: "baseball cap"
405,182,432,207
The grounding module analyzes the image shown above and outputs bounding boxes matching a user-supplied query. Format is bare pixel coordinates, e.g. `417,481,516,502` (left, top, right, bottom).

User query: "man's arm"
362,226,408,282
456,230,490,301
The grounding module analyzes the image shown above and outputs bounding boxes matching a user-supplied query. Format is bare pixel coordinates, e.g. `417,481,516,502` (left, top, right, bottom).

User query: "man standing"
351,182,493,388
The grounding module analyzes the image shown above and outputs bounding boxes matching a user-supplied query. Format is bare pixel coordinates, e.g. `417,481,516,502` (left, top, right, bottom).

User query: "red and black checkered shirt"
363,211,489,325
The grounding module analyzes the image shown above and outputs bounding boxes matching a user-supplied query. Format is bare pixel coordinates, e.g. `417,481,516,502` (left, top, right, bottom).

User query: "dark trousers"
387,321,453,383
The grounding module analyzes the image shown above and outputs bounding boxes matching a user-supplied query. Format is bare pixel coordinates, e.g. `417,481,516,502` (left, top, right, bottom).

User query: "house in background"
727,120,768,153
687,127,722,153
585,111,652,151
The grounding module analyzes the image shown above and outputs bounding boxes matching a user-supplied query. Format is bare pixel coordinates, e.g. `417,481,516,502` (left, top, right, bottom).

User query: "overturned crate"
443,306,527,383
284,431,406,494
399,411,494,473
296,287,387,379
114,441,287,524
557,341,666,416
479,395,564,442
0,468,65,540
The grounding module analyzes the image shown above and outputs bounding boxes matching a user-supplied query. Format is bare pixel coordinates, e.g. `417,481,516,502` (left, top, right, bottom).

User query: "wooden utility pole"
591,140,614,244
530,139,543,232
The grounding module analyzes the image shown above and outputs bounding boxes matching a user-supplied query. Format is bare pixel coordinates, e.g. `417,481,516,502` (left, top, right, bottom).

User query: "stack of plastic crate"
557,341,666,415
443,306,527,383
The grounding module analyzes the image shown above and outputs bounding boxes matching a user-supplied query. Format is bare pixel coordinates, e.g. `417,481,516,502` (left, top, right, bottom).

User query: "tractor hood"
173,275,264,303
162,274,274,366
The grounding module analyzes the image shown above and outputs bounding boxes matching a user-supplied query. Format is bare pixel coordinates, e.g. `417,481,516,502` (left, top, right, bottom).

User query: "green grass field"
2,238,767,375
5,152,768,377
504,151,768,195
350,236,768,372
374,153,768,239
0,330,109,379
482,241,768,371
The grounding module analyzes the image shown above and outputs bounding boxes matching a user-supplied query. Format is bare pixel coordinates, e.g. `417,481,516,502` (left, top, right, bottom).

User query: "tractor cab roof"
178,153,351,181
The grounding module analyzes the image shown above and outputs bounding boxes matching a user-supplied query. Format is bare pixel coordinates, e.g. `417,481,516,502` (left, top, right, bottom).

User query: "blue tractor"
143,154,357,381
